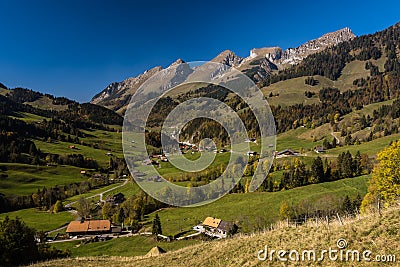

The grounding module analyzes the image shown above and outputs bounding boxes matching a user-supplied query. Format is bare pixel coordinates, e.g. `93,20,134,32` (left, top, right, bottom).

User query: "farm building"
275,149,299,158
247,151,257,156
66,220,111,236
193,217,237,238
106,192,125,205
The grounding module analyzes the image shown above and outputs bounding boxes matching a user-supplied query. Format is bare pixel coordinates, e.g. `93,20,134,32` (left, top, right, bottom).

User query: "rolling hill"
31,203,400,267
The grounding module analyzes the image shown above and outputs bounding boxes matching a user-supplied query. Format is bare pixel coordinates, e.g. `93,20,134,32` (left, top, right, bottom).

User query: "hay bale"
145,246,166,257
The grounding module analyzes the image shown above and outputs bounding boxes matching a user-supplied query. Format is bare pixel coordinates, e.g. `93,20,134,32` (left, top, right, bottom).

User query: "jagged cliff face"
210,50,244,66
240,28,355,80
277,27,355,66
91,28,355,113
91,66,162,106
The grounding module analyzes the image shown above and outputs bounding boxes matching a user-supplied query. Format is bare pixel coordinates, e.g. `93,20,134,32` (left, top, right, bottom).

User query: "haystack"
146,246,166,257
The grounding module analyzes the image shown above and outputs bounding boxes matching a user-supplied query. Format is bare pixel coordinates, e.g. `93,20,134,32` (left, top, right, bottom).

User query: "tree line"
254,151,370,193
0,175,113,213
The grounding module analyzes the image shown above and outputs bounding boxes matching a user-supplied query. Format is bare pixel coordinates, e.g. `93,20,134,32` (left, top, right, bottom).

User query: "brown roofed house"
66,220,111,236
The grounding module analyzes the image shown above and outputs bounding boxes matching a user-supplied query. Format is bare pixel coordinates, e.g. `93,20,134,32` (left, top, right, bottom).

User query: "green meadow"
0,208,75,232
0,163,86,196
145,175,370,235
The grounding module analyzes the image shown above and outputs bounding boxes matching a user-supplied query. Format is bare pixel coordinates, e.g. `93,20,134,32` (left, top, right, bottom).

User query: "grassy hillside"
25,95,68,111
0,208,74,232
327,134,400,156
0,163,86,196
144,175,369,236
260,58,388,108
25,175,368,258
261,75,330,106
9,111,47,123
31,204,400,267
52,235,199,258
34,139,119,167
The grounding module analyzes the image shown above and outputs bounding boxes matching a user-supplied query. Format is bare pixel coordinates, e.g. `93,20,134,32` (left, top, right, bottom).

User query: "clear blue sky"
0,0,399,102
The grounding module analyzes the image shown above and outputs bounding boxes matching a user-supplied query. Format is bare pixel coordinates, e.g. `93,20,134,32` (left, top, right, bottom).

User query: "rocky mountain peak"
170,58,185,67
91,27,357,111
211,50,244,66
278,27,355,65
90,65,162,109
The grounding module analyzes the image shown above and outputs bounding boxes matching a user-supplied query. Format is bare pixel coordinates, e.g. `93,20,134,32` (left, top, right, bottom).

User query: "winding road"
46,179,129,234
331,132,341,145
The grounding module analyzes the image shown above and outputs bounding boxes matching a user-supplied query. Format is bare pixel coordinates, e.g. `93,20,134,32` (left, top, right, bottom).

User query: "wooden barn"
66,220,111,236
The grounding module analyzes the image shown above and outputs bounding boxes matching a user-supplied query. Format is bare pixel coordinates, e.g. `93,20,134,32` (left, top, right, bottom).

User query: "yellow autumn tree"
361,140,400,212
279,201,291,220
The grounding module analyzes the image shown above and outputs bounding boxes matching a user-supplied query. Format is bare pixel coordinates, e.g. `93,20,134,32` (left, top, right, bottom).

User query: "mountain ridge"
90,27,355,113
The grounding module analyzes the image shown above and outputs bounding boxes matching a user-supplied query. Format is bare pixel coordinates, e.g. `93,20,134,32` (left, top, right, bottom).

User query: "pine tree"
117,207,125,224
310,156,325,183
152,214,162,236
268,177,274,192
354,151,362,176
324,158,331,181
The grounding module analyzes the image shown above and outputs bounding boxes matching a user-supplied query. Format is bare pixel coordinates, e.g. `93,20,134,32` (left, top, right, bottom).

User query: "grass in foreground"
31,203,400,267
52,235,199,257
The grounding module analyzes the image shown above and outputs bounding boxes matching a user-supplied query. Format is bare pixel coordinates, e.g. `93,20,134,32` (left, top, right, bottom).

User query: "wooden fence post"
336,213,343,225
